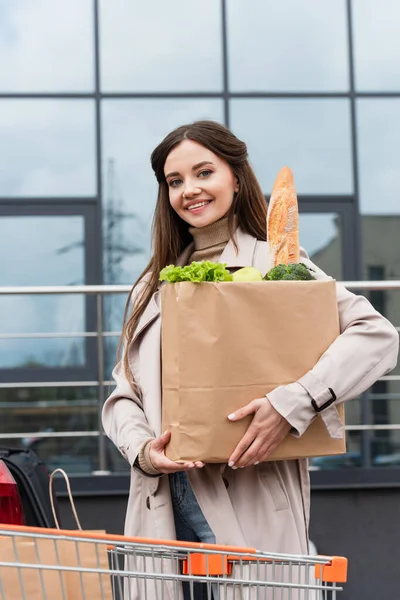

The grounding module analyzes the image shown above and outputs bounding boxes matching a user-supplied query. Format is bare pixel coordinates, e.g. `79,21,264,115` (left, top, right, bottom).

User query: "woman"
102,120,398,598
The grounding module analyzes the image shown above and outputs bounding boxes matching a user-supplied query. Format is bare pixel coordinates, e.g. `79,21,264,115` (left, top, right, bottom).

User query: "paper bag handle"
49,468,82,530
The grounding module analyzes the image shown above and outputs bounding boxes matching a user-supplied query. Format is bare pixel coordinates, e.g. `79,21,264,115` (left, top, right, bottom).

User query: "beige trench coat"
102,228,398,598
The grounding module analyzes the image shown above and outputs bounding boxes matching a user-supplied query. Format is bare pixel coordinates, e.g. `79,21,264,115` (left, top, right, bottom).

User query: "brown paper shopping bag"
0,534,113,600
0,533,113,600
161,279,345,463
0,469,113,600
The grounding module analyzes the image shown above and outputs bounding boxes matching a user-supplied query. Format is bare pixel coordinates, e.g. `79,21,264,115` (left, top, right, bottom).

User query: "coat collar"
174,226,258,271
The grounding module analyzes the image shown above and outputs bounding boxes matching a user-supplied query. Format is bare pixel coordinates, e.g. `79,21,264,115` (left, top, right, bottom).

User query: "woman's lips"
186,200,212,213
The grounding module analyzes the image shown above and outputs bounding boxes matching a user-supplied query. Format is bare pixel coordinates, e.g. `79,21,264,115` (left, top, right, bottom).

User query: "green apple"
232,267,263,282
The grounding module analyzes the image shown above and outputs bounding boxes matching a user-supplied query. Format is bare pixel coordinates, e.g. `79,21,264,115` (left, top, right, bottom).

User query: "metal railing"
0,281,399,473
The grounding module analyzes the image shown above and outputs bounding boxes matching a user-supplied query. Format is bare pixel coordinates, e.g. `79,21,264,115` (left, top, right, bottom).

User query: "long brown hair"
118,120,267,387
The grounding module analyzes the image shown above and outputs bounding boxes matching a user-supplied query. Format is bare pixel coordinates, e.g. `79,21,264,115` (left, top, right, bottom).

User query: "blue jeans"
169,472,216,599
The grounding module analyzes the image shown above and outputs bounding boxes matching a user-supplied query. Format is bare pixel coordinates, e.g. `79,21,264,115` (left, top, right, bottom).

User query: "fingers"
228,399,260,422
149,431,205,474
238,438,270,468
228,424,259,467
227,398,292,469
151,430,171,451
232,428,290,469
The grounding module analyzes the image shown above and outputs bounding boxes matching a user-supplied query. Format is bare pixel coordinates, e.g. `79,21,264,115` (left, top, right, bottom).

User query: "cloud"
99,0,223,92
352,0,400,91
357,99,400,214
0,99,96,197
231,98,353,195
227,0,349,92
0,0,93,92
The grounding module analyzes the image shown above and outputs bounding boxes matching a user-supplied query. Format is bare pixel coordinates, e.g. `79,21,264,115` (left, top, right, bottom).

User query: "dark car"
0,448,59,527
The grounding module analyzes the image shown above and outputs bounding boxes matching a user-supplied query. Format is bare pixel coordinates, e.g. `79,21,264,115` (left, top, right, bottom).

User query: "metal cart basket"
0,524,347,599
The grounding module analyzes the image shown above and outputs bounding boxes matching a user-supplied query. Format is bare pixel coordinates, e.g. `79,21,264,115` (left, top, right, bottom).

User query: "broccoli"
264,263,316,281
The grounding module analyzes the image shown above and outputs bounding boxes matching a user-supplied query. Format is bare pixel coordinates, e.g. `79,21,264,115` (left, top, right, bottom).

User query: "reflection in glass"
362,216,400,376
0,384,129,475
0,0,94,92
353,0,400,91
0,435,98,475
372,433,400,467
357,100,400,215
367,380,400,466
101,99,224,285
299,213,343,281
227,0,349,92
99,0,222,92
310,432,363,470
0,216,85,368
103,293,126,381
231,99,352,194
0,100,96,197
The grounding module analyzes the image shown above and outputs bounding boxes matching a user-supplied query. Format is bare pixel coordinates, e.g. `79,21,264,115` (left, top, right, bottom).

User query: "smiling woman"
102,120,399,600
165,141,239,228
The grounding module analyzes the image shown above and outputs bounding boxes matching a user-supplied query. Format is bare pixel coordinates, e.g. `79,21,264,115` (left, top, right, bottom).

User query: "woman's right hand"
149,431,205,474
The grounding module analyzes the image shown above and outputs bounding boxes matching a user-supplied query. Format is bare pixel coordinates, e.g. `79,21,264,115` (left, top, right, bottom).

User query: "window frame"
0,200,100,384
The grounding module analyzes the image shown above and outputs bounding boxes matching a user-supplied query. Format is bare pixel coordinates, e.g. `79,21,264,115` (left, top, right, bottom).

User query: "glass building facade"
0,0,399,475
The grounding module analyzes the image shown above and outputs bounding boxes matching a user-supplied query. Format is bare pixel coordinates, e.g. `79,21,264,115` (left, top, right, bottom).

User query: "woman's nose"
183,182,201,198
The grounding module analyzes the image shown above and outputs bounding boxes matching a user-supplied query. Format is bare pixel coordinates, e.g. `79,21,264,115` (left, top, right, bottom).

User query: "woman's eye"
198,170,212,178
169,178,182,187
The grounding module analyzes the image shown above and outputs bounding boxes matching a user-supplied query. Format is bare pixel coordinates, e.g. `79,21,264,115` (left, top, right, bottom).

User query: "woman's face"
164,139,238,228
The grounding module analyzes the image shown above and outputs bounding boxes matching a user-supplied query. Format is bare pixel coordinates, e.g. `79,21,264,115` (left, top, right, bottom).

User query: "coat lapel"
218,227,258,269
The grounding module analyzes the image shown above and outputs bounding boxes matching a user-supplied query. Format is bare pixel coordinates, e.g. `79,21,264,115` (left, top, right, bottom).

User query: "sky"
0,0,400,367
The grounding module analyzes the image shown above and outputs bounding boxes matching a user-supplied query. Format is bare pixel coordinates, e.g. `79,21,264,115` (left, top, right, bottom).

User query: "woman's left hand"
227,397,292,468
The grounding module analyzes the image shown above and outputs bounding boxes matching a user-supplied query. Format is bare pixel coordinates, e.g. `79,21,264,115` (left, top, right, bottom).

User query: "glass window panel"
353,0,400,91
99,0,223,92
0,216,86,368
231,99,353,194
362,253,400,376
0,0,94,92
299,213,343,281
368,380,400,466
101,99,224,285
227,0,349,92
0,100,96,198
0,436,99,474
357,100,400,215
0,385,128,474
103,293,126,380
310,432,363,470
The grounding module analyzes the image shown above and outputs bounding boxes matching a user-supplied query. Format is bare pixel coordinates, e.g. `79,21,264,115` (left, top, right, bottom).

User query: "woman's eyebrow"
165,161,215,179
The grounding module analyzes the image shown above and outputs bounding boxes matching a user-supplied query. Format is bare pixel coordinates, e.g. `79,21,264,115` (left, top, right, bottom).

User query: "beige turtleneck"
188,216,231,263
138,216,232,475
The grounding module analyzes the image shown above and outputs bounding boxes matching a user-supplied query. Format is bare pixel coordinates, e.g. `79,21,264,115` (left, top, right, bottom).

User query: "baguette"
267,166,300,266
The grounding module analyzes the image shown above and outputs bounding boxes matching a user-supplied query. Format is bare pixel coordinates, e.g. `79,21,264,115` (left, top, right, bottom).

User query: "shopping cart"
0,524,347,599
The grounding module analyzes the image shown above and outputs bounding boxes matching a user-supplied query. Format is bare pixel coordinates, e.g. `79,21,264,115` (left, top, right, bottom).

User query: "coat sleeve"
101,282,161,477
102,360,160,475
267,249,399,439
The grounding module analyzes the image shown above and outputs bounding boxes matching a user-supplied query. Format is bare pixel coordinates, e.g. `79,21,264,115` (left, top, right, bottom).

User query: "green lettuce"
160,261,233,283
